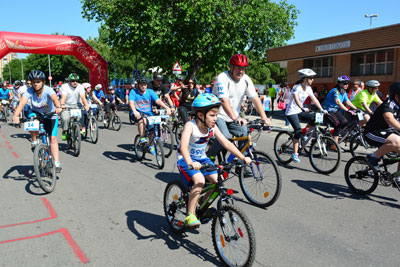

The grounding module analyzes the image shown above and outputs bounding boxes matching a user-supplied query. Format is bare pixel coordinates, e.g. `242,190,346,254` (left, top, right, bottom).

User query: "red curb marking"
0,198,57,229
8,145,13,149
5,141,9,144
11,152,18,159
0,228,89,264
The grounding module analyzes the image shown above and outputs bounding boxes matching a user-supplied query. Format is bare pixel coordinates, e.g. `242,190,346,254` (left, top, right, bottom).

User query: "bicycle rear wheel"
273,131,294,164
33,143,57,193
160,123,174,158
154,138,165,169
344,156,379,195
309,136,341,174
72,122,81,157
134,134,145,160
112,114,122,131
212,204,256,267
163,182,187,234
239,151,281,208
89,117,99,144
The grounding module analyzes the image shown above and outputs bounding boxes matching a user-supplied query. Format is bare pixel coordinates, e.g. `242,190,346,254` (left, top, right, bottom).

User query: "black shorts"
364,129,398,148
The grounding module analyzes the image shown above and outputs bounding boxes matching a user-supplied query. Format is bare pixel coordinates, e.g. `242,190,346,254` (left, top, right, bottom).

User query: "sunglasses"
32,80,43,84
70,80,78,82
189,82,194,84
342,82,349,85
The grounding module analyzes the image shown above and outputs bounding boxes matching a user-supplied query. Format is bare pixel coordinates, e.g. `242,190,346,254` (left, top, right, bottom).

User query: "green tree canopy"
82,0,298,79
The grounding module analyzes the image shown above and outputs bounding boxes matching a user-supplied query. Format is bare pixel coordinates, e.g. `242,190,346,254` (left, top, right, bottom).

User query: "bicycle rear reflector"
227,189,233,195
264,192,269,198
173,194,178,201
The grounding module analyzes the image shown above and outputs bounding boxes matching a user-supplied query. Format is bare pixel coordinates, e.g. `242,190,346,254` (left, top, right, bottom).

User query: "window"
351,49,394,76
304,57,333,77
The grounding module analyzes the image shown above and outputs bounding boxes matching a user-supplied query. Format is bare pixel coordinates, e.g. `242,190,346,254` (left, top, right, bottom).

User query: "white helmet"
95,84,102,90
298,68,316,78
365,80,380,87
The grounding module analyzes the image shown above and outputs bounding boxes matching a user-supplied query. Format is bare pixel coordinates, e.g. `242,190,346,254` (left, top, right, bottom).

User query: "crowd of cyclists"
2,52,400,235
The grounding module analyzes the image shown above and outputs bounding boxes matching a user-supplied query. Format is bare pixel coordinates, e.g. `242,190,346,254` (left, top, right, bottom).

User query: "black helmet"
28,70,46,81
14,80,22,86
389,82,400,101
67,73,80,81
137,77,148,84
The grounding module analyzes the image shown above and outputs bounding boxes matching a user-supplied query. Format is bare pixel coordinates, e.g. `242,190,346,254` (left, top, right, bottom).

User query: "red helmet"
229,54,248,67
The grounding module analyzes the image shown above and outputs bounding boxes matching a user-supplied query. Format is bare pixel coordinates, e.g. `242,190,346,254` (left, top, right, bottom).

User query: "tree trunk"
186,57,203,83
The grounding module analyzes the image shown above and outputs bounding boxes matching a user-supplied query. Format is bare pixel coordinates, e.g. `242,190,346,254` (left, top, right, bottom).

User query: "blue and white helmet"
192,93,221,113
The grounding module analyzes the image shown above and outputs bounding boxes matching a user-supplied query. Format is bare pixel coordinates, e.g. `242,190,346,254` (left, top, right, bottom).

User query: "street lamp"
7,63,11,83
365,14,378,29
20,60,24,80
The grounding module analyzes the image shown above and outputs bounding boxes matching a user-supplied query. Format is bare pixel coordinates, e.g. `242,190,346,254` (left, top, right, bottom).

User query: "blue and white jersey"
178,120,214,160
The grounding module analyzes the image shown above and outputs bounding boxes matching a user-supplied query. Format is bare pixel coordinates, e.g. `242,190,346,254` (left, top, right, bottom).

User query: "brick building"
0,53,18,82
266,23,400,96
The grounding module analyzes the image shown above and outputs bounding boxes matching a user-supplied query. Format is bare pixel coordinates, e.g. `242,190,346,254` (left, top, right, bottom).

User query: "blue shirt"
23,86,55,114
115,87,125,99
0,88,10,99
128,88,159,115
322,88,349,112
94,89,105,100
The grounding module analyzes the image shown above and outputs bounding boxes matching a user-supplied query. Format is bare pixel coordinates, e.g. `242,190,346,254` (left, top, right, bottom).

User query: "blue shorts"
177,157,217,187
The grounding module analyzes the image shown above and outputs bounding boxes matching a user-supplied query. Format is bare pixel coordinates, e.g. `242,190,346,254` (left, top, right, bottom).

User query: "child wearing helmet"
177,93,252,228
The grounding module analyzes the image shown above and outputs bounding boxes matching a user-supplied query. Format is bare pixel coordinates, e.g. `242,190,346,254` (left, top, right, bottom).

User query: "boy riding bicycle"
177,93,251,228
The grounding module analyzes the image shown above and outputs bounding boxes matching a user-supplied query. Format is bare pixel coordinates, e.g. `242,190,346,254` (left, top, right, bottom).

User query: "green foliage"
82,0,298,79
2,59,26,83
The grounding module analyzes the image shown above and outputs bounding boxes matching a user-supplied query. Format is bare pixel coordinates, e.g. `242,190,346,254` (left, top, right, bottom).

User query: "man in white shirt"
59,73,89,140
208,54,270,170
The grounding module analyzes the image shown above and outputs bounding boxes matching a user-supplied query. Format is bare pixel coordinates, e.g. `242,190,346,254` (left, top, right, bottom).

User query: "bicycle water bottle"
40,123,46,144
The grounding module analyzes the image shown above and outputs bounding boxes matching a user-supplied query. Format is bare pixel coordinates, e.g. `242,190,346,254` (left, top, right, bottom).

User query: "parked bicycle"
24,111,57,193
274,112,341,174
211,119,281,208
344,155,400,195
163,160,256,266
133,114,165,169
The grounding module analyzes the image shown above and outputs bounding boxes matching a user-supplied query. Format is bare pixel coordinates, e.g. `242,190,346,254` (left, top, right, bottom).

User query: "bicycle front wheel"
112,114,122,131
134,134,145,160
212,204,256,267
72,122,81,157
344,156,379,195
33,143,57,193
89,117,99,144
163,182,187,234
154,138,165,169
239,151,281,208
160,123,174,158
309,136,341,174
273,131,294,164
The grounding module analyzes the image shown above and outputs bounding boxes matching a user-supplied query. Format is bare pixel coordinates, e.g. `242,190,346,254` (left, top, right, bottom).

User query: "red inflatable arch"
0,31,108,89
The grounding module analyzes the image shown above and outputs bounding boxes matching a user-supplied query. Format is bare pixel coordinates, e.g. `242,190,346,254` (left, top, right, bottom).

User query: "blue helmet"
28,70,46,81
192,93,221,113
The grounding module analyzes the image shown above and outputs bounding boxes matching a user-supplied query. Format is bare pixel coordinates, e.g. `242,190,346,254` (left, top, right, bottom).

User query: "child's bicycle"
344,154,400,195
24,111,57,193
133,114,165,169
163,160,256,267
211,119,282,208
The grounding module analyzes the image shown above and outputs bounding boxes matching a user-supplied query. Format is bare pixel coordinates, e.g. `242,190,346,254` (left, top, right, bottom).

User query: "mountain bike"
24,111,57,193
163,160,256,267
134,115,165,169
64,108,82,157
212,119,281,208
84,105,99,144
344,155,400,195
274,112,341,174
104,108,122,131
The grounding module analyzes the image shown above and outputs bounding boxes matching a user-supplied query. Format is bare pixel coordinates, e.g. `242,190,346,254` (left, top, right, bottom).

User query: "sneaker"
31,141,38,152
366,154,380,172
103,119,107,124
291,153,300,163
55,161,62,173
80,127,86,135
149,145,156,155
393,177,400,191
139,137,148,144
185,213,200,228
61,132,67,141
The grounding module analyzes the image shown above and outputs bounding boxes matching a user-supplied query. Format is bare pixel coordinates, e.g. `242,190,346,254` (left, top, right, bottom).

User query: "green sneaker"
61,133,67,141
185,213,200,228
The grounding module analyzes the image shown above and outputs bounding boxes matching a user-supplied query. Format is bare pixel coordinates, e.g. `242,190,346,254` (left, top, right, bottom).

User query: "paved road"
0,111,399,267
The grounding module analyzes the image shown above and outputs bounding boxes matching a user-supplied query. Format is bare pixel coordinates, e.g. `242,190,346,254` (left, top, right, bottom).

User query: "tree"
82,0,298,79
2,59,27,83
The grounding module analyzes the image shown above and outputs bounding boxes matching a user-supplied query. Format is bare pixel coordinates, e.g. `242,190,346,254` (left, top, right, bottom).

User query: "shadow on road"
103,151,137,162
154,171,181,184
125,210,219,265
292,179,400,208
2,165,49,195
117,143,133,152
9,133,31,139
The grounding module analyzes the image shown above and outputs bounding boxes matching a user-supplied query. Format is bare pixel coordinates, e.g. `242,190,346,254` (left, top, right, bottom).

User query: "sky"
1,0,399,58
